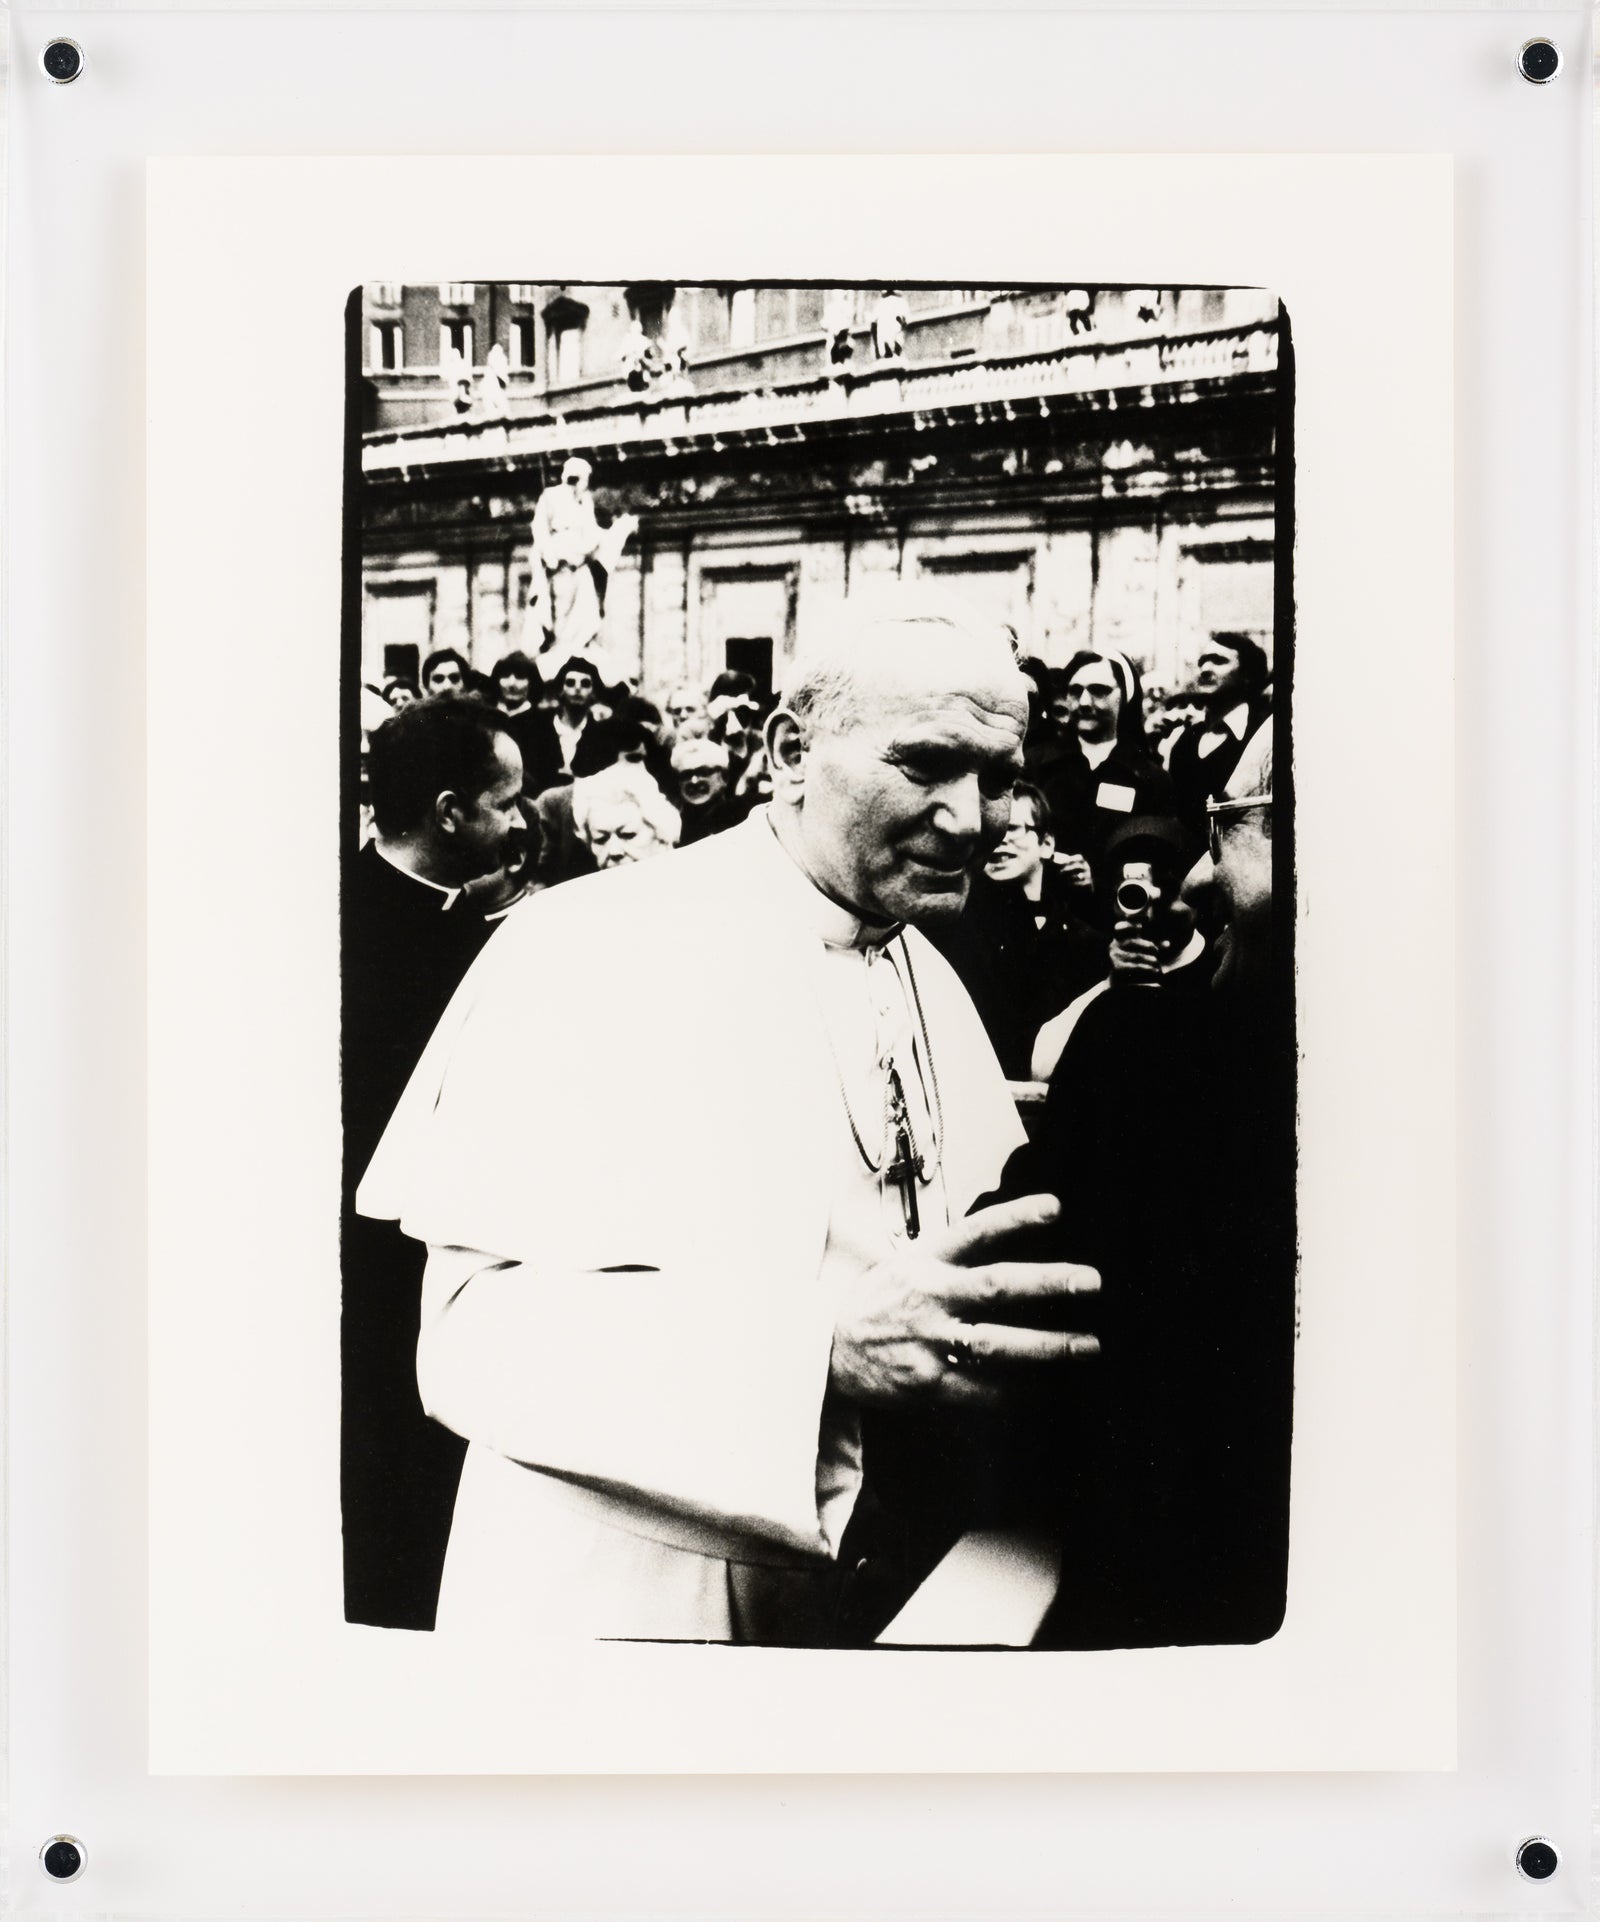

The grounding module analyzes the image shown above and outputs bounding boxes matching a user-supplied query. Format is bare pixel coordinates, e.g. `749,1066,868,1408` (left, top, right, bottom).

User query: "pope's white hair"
780,587,1025,737
571,762,682,847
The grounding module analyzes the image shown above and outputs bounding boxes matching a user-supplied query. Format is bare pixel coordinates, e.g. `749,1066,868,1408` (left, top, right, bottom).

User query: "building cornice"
361,323,1279,486
361,456,1280,556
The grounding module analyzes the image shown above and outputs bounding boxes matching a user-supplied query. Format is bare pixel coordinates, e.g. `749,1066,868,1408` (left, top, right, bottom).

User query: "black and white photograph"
12,0,1557,1887
341,278,1296,1651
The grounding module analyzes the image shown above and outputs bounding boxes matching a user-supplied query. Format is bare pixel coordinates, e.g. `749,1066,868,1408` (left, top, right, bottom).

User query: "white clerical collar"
1197,701,1254,760
372,837,463,909
759,808,903,953
1162,927,1208,974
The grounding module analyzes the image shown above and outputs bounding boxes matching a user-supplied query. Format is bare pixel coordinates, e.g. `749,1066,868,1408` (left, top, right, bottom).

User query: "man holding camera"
1004,730,1295,1648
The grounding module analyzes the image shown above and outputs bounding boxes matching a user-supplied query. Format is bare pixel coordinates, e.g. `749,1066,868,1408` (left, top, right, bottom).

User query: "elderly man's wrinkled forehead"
790,614,1030,735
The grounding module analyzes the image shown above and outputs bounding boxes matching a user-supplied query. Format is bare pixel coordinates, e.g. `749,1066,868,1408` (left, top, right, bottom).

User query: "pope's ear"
434,789,467,835
766,710,808,794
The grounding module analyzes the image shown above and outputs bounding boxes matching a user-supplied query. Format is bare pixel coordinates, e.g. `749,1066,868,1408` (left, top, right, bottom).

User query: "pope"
356,592,1101,1645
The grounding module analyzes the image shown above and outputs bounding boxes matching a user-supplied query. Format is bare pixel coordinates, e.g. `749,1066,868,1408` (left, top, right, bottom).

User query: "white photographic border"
148,150,1456,1779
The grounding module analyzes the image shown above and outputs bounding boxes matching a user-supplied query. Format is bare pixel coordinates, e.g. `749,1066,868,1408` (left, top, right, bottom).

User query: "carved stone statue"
871,288,909,360
527,457,637,686
476,341,511,418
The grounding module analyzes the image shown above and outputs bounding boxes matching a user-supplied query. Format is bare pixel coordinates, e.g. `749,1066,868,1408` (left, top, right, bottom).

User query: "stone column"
468,552,510,670
434,561,472,657
603,549,645,686
797,539,848,660
1169,528,1206,688
1151,517,1188,691
1089,518,1160,672
642,542,689,691
844,530,900,602
1034,527,1094,665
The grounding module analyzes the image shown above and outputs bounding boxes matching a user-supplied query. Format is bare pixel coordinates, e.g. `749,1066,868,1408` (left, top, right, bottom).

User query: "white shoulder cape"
357,815,1023,1277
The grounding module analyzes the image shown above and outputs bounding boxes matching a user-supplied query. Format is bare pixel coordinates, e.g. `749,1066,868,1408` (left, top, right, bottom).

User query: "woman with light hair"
570,762,681,871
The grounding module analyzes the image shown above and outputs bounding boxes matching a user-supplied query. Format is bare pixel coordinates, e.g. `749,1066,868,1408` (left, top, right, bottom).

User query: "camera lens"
1517,38,1560,84
40,37,84,83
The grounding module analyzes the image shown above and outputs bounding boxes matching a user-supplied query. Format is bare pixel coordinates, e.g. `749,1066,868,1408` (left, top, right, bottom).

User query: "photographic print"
342,278,1295,1651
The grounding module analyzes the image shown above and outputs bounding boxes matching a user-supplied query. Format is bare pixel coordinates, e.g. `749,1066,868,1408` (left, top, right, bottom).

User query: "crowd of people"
356,628,1275,1086
342,612,1289,1647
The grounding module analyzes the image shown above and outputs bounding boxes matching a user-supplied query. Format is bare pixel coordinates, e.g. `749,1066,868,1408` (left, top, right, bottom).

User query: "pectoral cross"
884,1065,922,1240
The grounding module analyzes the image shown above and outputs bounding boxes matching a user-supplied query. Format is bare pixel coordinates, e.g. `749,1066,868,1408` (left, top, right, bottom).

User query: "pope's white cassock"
357,810,1023,1642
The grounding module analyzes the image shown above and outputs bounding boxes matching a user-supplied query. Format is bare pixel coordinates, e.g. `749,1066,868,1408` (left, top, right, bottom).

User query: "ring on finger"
943,1327,979,1371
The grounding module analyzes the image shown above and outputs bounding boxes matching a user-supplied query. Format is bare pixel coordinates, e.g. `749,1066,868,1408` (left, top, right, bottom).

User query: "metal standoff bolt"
1516,38,1561,83
39,1835,87,1882
39,37,85,83
1515,1836,1559,1882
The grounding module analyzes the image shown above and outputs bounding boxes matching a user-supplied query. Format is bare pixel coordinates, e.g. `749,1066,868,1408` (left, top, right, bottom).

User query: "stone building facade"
357,283,1283,701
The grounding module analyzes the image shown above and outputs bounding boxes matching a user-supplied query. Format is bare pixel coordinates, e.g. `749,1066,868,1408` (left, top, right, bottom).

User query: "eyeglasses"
1206,793,1271,861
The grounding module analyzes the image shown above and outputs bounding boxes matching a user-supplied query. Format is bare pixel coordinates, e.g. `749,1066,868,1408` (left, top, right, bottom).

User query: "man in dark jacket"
862,734,1292,1650
1165,633,1272,838
1002,733,1293,1647
342,699,526,1630
517,657,618,797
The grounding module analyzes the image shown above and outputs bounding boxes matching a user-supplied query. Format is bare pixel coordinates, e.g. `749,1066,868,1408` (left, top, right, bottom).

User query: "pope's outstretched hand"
828,1194,1101,1409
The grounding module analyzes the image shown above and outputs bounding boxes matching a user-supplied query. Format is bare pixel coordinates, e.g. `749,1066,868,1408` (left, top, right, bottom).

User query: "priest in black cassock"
342,697,528,1630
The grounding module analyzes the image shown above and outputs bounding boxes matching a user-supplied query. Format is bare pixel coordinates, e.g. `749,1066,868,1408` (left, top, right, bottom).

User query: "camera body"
1114,860,1163,927
1114,860,1167,990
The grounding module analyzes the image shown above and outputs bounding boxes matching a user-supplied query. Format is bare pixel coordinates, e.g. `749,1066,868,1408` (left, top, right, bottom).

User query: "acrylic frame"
5,2,1594,1915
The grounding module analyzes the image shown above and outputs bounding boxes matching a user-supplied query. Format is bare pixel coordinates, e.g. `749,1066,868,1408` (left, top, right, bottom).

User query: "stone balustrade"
362,322,1280,476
